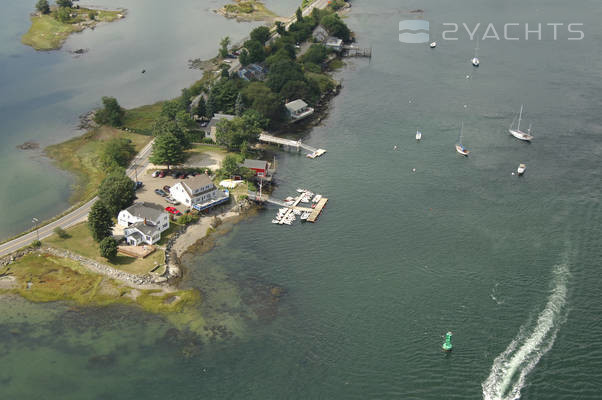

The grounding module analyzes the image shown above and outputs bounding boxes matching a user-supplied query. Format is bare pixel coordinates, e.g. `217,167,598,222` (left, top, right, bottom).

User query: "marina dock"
307,197,328,223
249,190,328,224
258,133,327,159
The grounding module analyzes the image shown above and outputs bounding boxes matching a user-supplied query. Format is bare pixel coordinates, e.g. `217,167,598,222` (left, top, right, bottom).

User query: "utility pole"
32,218,39,241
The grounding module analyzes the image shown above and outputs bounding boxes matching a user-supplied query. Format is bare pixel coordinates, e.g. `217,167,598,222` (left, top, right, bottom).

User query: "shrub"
31,240,42,248
99,236,118,260
53,227,69,239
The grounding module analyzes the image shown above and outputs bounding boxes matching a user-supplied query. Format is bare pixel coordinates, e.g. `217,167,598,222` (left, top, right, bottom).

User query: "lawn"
44,222,164,276
21,8,124,51
0,253,200,315
122,102,164,135
45,126,152,204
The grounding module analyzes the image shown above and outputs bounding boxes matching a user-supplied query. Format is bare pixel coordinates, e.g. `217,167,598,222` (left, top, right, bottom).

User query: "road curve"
0,139,154,258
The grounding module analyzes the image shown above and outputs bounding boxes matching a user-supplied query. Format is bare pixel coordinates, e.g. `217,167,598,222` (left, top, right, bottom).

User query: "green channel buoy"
442,331,453,352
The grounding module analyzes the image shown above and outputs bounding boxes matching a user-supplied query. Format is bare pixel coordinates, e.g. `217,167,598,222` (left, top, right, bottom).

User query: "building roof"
207,113,236,129
241,159,268,170
177,174,214,197
127,221,160,237
326,37,343,46
285,99,308,113
123,202,165,221
312,25,328,38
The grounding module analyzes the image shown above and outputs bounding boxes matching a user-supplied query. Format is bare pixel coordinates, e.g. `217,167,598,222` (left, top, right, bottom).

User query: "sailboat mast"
517,104,523,131
460,121,464,143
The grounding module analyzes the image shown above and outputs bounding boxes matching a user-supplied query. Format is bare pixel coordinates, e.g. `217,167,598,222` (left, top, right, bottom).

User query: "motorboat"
312,194,322,203
430,41,437,48
517,164,526,175
416,130,422,141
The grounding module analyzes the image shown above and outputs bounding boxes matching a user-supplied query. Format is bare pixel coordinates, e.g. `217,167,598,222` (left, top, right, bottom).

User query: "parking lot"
136,169,203,211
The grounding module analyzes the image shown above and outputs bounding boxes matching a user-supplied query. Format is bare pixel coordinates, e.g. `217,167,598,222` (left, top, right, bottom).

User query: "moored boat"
517,163,526,175
509,105,534,141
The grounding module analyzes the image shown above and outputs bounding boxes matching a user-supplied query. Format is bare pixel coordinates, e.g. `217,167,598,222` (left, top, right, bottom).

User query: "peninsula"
22,1,125,51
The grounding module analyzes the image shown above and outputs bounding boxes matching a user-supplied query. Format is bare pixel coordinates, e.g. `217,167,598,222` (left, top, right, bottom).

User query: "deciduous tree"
94,97,125,127
219,36,231,58
36,0,50,14
99,236,118,259
98,171,136,216
250,26,271,45
149,133,186,170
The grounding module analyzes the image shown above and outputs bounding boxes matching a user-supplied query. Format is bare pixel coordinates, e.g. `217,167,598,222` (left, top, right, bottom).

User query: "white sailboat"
509,105,534,141
517,164,526,175
416,130,422,141
471,37,480,67
455,121,470,156
430,41,437,48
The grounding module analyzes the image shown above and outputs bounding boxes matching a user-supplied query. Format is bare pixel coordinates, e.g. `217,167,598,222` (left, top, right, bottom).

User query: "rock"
16,141,40,150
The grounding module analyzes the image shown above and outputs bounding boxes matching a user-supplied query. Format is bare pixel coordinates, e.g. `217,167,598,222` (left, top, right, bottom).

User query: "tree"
302,44,329,65
266,59,305,93
94,97,125,127
295,7,303,22
250,26,271,45
320,14,351,41
244,40,266,63
220,154,241,177
88,201,114,242
206,94,215,118
53,226,69,239
235,93,244,116
56,0,73,8
149,133,186,170
88,11,96,20
99,236,118,259
242,82,284,123
160,99,183,120
280,80,313,103
311,7,321,24
221,65,230,79
219,36,231,58
275,21,286,36
98,171,136,216
215,111,262,151
100,138,136,169
55,6,71,23
239,49,250,66
36,0,50,14
195,96,206,118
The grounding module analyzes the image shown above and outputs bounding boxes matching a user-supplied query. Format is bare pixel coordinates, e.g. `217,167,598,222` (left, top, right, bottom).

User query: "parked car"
165,197,179,205
134,181,143,190
181,173,188,179
165,206,182,216
154,189,167,197
158,171,166,178
163,185,171,192
151,171,160,178
190,171,198,177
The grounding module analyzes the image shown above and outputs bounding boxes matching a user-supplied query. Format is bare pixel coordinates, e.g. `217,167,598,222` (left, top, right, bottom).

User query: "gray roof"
241,159,268,170
326,37,343,46
180,174,214,196
208,113,235,128
128,221,160,236
285,99,308,112
124,202,165,221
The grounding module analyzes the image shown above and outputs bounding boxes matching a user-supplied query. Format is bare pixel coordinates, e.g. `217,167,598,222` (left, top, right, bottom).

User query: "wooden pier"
258,133,327,159
307,197,328,223
342,45,372,59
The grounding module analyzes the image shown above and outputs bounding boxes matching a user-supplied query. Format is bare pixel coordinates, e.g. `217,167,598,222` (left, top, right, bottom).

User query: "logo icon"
399,20,430,43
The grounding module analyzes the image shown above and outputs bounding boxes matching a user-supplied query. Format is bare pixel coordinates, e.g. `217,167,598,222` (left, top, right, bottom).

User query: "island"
217,0,278,22
21,0,125,51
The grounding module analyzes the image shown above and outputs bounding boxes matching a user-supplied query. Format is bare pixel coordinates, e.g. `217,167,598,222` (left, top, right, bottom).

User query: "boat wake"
482,262,570,400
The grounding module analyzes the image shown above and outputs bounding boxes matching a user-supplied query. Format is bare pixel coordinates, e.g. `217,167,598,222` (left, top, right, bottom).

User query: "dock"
258,133,327,159
342,45,372,59
307,197,328,223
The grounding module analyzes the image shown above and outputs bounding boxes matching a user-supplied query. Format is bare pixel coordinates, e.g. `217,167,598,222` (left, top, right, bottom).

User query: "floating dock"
307,198,328,223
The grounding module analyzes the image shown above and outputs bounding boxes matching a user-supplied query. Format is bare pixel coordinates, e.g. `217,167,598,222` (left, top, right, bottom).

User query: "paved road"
0,139,155,258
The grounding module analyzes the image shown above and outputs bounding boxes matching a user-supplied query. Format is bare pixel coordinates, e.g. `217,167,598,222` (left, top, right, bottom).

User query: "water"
1,0,602,398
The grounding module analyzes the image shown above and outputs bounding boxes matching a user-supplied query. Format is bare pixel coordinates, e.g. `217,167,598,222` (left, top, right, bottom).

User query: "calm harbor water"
1,0,602,399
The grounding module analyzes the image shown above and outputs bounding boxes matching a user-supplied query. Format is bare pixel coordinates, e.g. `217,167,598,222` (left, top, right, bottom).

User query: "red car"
158,170,166,178
165,206,182,216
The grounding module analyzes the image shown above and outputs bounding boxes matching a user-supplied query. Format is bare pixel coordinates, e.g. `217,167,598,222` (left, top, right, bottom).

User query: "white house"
325,37,343,52
117,203,169,246
118,202,169,231
170,174,218,207
124,222,163,246
285,99,314,122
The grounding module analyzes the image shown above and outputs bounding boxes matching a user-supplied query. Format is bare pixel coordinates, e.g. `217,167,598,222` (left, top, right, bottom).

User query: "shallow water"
1,0,602,398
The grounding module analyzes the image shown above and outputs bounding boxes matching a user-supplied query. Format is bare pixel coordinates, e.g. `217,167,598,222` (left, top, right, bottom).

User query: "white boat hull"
455,144,470,156
472,57,480,67
509,129,533,141
416,132,422,141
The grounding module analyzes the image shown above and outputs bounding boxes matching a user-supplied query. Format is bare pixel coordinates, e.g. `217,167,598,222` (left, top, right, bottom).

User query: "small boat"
471,37,480,67
301,212,311,220
285,196,294,202
455,121,470,156
509,105,534,141
430,41,437,48
312,194,322,203
416,130,422,141
517,164,526,175
311,203,316,209
296,188,306,193
271,219,279,224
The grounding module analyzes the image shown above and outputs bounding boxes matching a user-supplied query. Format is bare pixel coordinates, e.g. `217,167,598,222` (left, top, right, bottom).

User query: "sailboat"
455,121,470,156
416,130,422,141
509,105,534,141
471,37,480,67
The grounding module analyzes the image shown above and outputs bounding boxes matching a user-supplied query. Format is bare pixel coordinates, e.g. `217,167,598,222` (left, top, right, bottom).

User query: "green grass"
122,102,164,135
0,253,201,316
44,222,165,276
221,1,277,20
45,126,151,204
21,7,124,51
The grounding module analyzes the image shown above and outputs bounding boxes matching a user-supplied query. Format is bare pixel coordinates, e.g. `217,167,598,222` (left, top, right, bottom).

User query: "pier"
258,133,327,159
342,45,372,59
248,191,328,223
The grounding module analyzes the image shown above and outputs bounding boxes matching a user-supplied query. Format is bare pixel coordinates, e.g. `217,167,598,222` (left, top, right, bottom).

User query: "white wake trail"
482,263,570,400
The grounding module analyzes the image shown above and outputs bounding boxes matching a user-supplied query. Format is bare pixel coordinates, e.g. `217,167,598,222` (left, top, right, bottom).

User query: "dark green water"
1,0,602,398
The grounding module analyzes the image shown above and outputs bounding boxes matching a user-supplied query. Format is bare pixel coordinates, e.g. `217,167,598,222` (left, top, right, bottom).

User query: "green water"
2,0,602,398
